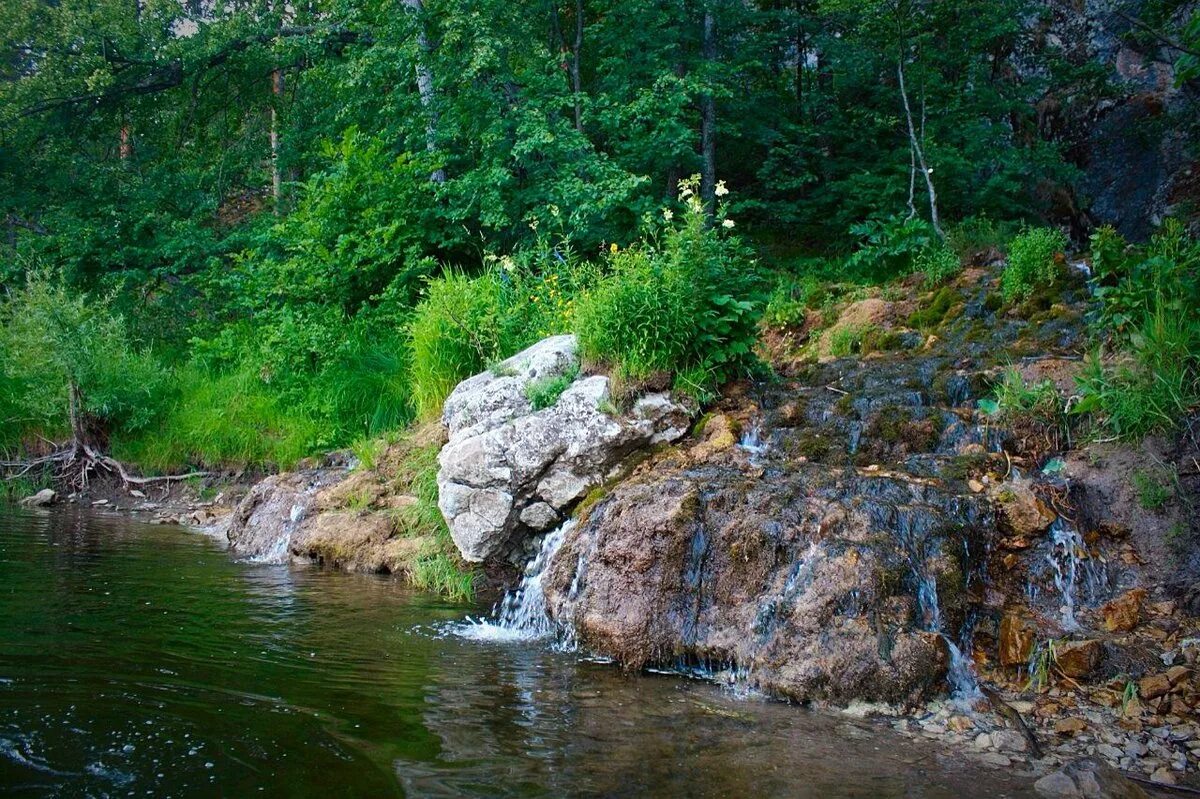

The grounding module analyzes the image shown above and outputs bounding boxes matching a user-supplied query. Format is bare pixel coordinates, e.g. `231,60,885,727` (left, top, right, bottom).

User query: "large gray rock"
18,488,56,507
1034,757,1148,799
437,335,691,563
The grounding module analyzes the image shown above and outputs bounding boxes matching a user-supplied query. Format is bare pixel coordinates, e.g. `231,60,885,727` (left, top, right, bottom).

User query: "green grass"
524,364,580,410
113,365,322,470
1132,466,1175,511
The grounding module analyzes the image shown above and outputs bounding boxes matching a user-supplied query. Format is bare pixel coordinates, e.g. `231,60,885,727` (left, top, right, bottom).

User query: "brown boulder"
1056,640,1103,678
993,478,1056,537
1139,673,1173,701
1099,589,1145,633
999,611,1036,666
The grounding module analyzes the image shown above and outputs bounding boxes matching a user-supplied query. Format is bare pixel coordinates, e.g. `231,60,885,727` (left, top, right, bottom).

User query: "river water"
0,508,1036,798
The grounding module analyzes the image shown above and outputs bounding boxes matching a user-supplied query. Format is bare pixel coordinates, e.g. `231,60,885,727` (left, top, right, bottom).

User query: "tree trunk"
571,0,584,131
404,0,446,183
699,4,717,219
897,59,941,237
119,122,132,161
270,68,284,213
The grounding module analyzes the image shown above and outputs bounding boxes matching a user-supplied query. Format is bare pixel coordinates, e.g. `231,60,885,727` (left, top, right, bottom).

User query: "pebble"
1096,743,1122,761
993,730,1028,753
980,753,1012,767
973,733,993,751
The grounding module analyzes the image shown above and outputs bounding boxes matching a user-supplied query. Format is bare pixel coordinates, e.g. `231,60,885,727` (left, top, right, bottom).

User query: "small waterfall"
1042,519,1108,631
913,567,981,703
246,503,306,564
458,521,575,643
738,423,770,460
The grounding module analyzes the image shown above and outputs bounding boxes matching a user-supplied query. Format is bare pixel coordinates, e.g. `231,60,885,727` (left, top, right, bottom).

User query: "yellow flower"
610,242,619,253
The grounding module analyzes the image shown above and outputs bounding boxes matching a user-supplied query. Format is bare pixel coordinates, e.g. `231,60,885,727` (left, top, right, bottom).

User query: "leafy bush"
1075,304,1200,438
914,245,962,285
1076,221,1200,439
1090,221,1199,336
843,215,938,281
576,177,764,396
763,270,830,328
1001,228,1068,302
0,275,170,445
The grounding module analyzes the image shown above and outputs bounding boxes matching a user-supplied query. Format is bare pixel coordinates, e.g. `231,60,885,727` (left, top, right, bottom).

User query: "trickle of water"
911,555,980,703
1043,519,1108,631
739,423,769,460
246,503,306,564
457,521,576,643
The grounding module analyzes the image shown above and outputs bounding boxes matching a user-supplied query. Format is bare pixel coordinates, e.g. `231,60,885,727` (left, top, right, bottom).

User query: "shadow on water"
0,507,1035,798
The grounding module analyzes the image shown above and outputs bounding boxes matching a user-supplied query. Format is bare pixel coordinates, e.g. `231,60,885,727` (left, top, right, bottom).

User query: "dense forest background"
1,0,1198,473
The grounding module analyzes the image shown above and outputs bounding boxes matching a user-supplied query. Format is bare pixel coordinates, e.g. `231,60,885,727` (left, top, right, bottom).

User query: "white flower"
714,180,729,197
679,186,693,199
722,218,735,229
500,255,516,272
663,209,674,221
548,204,560,218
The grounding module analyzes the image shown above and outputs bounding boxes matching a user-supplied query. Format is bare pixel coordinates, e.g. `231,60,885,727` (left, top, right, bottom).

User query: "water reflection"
0,508,1035,798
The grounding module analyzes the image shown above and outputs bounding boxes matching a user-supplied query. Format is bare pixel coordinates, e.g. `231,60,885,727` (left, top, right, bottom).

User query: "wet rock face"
437,335,691,563
543,459,993,705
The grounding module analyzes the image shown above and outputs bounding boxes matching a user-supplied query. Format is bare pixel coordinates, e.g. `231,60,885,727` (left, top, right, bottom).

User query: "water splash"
457,521,575,644
739,423,770,461
1043,519,1108,631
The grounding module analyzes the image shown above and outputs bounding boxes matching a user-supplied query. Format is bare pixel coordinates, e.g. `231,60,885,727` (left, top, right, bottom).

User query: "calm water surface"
0,508,1036,798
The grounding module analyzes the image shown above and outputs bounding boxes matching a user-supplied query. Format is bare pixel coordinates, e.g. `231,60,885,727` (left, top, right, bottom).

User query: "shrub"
576,176,764,396
1001,228,1068,302
914,245,962,285
0,275,171,446
1090,220,1200,336
844,214,937,281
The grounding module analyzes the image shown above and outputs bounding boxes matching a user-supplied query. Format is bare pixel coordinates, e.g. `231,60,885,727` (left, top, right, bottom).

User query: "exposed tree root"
2,439,207,494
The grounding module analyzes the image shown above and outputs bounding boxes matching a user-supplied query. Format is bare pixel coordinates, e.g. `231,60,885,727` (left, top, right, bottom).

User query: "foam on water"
456,521,576,644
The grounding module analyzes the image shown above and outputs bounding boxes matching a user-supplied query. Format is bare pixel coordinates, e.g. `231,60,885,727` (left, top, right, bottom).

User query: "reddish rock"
1053,717,1088,736
1139,673,1173,701
1055,640,1103,678
1100,589,1146,633
999,611,1036,666
992,478,1056,537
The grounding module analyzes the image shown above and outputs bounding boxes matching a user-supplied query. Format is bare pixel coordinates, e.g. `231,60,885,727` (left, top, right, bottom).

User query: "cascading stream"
457,521,576,643
1041,518,1109,631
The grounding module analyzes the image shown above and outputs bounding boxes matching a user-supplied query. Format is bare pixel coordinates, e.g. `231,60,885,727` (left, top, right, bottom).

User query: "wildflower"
679,185,693,199
529,218,539,231
663,209,674,222
715,180,728,197
548,204,560,218
499,255,516,272
722,218,735,229
610,242,619,253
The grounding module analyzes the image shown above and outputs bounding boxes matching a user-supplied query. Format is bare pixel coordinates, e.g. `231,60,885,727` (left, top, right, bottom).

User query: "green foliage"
525,364,581,411
113,366,321,470
980,367,1062,429
0,275,169,446
1089,221,1200,337
576,178,765,395
914,245,962,285
763,270,830,328
844,215,938,281
1131,466,1175,511
407,271,504,421
1001,228,1068,302
945,215,1012,259
1075,222,1200,439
